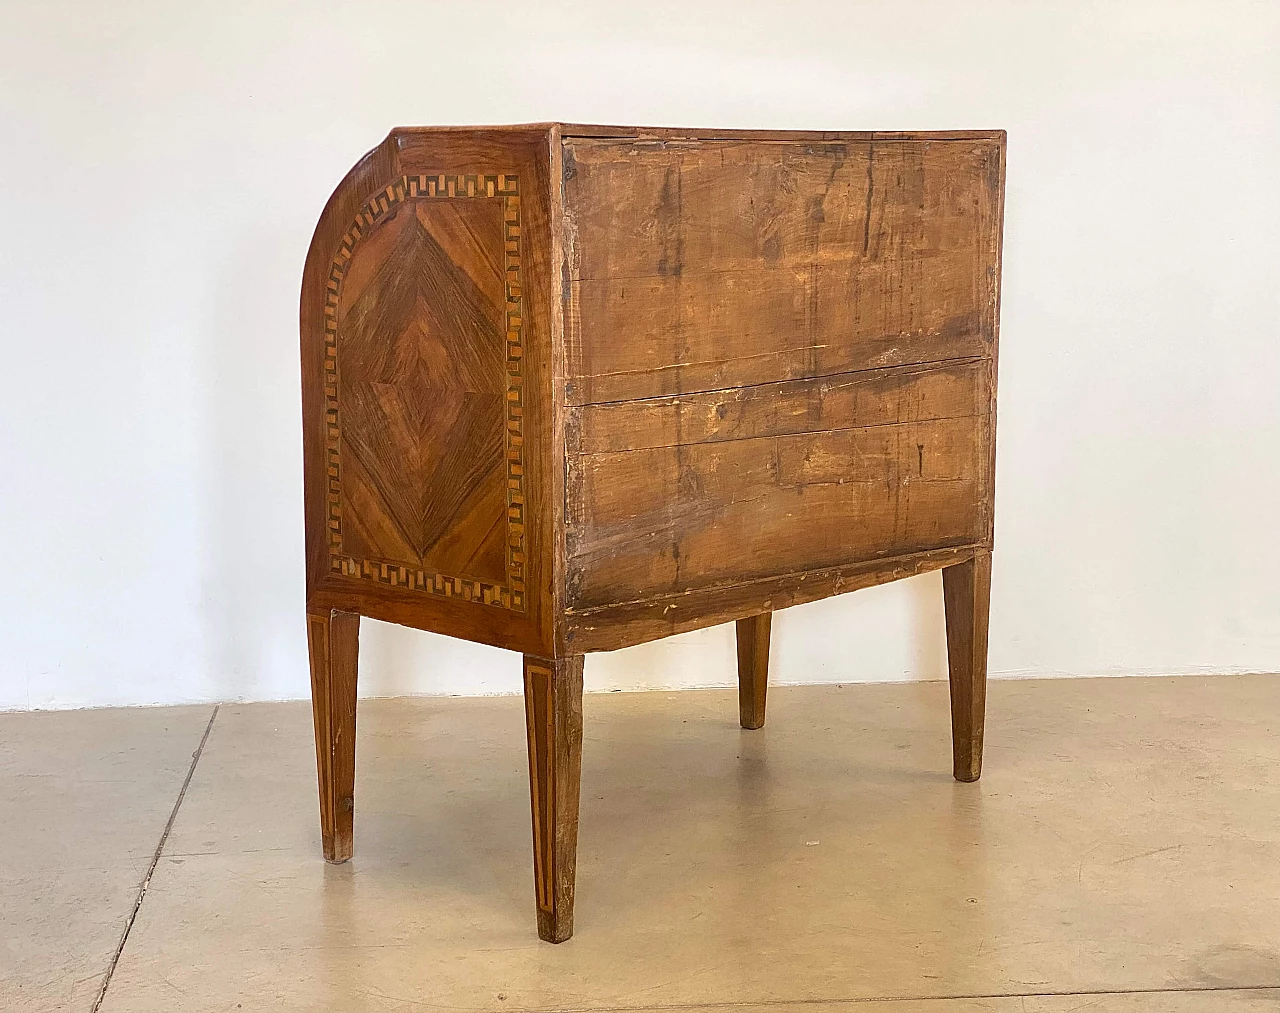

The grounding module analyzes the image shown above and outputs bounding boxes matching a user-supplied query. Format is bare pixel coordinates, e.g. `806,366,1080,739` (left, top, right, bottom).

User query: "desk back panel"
559,134,1004,649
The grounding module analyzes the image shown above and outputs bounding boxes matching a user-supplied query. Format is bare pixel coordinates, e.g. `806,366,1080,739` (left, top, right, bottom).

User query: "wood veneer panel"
302,129,556,656
336,194,509,584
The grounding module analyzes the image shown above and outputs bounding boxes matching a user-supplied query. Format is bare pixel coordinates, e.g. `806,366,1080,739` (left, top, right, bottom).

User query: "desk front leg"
522,653,584,943
306,608,360,862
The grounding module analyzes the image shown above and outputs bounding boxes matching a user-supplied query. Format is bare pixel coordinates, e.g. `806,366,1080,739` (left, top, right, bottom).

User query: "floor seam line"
89,704,220,1013
530,982,1280,1012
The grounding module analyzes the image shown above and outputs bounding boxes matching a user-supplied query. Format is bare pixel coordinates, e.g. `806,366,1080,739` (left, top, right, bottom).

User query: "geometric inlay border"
322,173,526,611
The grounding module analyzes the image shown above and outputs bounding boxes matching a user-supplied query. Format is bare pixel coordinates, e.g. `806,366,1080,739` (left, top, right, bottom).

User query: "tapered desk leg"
736,613,772,729
522,654,584,943
306,609,360,862
942,552,992,782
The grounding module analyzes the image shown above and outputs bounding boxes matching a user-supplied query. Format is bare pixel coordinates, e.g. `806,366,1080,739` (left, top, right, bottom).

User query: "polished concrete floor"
2,675,1279,1012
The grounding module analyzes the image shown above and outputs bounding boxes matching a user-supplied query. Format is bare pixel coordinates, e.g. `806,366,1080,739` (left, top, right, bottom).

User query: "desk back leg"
522,654,584,942
306,609,360,862
942,552,992,782
736,613,772,729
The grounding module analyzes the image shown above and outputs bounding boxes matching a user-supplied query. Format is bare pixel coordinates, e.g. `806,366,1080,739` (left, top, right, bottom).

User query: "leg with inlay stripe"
522,654,584,943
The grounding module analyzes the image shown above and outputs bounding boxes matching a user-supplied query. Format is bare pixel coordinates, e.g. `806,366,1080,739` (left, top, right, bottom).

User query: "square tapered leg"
306,609,360,862
522,654,584,942
736,613,772,729
943,552,992,782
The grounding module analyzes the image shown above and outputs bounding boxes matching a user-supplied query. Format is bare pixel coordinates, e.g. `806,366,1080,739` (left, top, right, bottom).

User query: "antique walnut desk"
301,124,1005,942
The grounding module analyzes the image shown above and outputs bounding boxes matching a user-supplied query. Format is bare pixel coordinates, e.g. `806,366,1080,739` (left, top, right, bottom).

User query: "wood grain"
943,551,992,782
306,609,360,862
302,129,556,657
567,412,986,610
736,613,771,729
522,654,584,943
564,544,976,653
557,132,1002,648
570,358,988,454
335,189,511,589
561,137,1002,404
559,125,1005,143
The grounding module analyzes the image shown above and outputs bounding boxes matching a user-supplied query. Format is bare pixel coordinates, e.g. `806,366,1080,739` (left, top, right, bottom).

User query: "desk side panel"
302,128,556,655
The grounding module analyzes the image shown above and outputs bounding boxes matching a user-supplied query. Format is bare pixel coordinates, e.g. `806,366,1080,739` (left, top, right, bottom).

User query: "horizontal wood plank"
564,545,979,652
562,137,1002,404
570,358,990,454
566,414,988,611
558,126,1006,143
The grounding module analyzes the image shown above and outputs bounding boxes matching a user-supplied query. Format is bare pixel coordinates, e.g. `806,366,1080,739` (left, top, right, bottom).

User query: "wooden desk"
301,124,1005,942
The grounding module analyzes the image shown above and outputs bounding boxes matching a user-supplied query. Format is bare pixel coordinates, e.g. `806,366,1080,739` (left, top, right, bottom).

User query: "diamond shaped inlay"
321,174,526,611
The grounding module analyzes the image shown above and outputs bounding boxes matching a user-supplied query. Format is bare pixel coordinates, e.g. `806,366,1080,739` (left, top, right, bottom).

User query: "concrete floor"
2,675,1279,1013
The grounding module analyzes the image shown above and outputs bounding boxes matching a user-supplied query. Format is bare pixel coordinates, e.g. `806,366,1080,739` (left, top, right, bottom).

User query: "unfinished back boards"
301,124,1005,941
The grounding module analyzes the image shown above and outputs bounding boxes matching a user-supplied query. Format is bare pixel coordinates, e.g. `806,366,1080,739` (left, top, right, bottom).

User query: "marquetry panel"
323,174,527,611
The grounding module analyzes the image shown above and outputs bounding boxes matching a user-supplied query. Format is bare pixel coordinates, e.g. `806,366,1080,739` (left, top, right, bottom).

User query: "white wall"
2,0,1278,710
